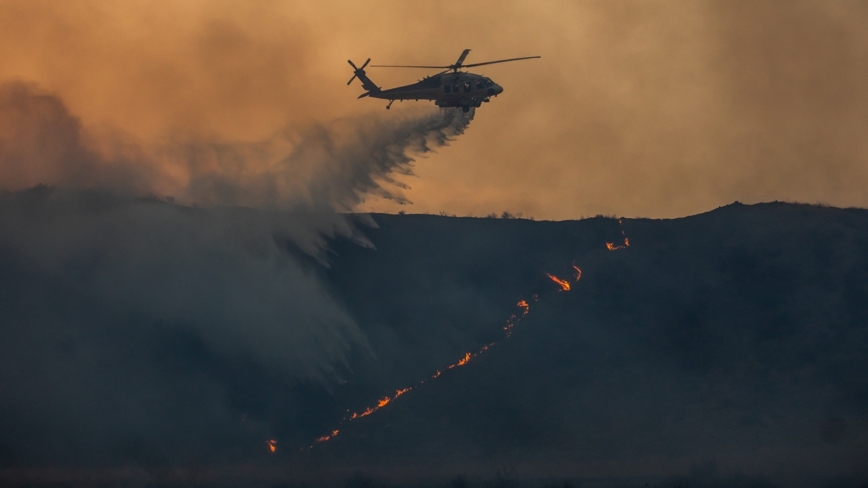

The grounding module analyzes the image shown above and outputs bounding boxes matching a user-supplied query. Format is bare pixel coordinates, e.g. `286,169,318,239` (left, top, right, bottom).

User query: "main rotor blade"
347,59,358,69
369,64,452,69
454,49,471,68
461,56,541,68
360,58,371,69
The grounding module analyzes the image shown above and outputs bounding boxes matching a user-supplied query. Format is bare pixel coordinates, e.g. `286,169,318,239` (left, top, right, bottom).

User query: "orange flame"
457,352,471,366
447,352,472,369
503,301,529,337
394,387,411,398
377,397,391,408
546,273,571,291
267,439,277,452
315,430,339,443
607,219,630,250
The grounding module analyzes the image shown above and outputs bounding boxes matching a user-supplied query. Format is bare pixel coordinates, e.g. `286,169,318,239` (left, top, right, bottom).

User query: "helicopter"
347,49,540,112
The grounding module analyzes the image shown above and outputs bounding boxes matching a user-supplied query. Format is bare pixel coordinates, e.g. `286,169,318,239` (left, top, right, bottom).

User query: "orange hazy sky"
1,0,867,219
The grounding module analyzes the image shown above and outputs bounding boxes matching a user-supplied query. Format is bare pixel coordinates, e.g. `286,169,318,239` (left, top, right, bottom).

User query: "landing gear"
386,100,395,110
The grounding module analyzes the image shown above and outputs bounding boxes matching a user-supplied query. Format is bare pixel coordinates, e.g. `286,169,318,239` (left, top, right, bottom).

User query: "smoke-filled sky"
1,0,868,219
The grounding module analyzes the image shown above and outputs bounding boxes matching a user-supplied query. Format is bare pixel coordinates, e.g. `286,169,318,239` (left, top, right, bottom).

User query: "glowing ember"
503,300,528,337
606,219,630,250
267,439,277,452
572,265,582,281
431,370,441,379
394,387,411,398
546,273,571,291
315,430,339,443
377,397,391,408
448,352,472,369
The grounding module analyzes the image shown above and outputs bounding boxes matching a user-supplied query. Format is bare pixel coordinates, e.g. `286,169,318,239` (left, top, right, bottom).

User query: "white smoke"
0,79,475,375
0,80,474,463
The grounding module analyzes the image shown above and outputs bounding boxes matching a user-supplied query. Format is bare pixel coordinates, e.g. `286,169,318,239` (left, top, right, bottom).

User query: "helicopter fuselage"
370,72,503,109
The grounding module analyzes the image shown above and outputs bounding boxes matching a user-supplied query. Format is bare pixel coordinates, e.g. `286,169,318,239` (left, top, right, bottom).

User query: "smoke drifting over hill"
0,81,473,211
0,80,474,467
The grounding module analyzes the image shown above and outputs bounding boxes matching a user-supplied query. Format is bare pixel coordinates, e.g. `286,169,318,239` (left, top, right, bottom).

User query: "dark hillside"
316,203,868,484
1,192,867,487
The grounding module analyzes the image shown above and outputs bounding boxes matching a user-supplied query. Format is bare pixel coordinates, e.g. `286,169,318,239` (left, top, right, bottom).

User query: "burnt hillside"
1,190,867,487
319,203,868,484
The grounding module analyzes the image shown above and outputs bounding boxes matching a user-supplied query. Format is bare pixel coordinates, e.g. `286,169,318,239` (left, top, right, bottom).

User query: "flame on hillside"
315,430,339,443
447,352,472,369
606,219,630,251
305,295,538,448
504,299,529,337
546,273,571,291
303,260,599,449
267,439,277,452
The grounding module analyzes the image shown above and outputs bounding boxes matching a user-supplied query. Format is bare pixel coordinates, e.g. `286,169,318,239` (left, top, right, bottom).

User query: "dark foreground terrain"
1,189,867,487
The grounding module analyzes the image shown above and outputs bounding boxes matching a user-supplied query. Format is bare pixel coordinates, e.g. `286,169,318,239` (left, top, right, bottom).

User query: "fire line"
546,273,571,291
301,261,591,450
606,218,630,251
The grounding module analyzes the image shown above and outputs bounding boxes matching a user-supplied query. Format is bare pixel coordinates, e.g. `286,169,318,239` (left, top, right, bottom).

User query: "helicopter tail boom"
347,59,380,94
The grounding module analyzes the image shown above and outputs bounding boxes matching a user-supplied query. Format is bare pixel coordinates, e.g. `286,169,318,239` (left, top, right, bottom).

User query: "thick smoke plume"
0,81,473,212
0,80,474,465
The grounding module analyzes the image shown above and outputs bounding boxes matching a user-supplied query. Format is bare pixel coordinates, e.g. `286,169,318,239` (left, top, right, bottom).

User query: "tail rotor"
347,58,371,85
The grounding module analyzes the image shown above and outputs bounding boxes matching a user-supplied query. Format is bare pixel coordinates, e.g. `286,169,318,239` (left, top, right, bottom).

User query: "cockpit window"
464,82,471,92
484,80,494,87
476,82,484,89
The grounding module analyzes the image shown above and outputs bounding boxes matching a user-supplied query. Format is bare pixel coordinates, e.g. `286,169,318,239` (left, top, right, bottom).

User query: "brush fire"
303,263,588,449
606,219,630,250
546,273,571,291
